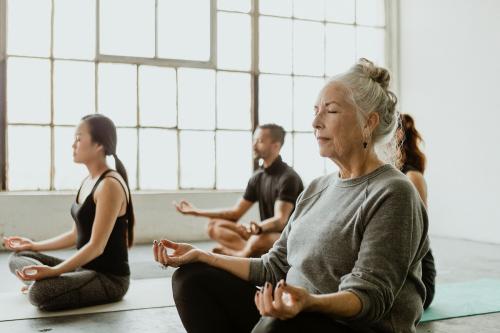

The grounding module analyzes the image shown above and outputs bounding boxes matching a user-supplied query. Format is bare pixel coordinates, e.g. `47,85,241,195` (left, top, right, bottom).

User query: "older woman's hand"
255,279,313,320
153,239,203,268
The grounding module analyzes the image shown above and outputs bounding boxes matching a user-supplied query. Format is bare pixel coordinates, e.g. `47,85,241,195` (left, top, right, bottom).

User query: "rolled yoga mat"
421,279,500,322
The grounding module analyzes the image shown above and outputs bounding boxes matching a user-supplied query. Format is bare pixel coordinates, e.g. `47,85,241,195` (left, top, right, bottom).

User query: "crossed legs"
206,219,281,257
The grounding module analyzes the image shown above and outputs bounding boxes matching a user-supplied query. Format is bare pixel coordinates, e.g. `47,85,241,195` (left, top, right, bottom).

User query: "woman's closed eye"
313,105,340,114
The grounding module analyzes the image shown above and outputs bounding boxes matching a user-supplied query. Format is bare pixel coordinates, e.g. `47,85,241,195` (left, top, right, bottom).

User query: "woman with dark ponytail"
3,114,135,311
397,113,436,309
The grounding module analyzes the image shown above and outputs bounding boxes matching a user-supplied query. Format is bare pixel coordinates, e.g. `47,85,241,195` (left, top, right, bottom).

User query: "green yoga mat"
421,279,500,322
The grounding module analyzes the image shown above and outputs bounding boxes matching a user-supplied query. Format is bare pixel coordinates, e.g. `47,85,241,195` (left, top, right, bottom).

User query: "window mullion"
49,0,55,190
0,0,7,190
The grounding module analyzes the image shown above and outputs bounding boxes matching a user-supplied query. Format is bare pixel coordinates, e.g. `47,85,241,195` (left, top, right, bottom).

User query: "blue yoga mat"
421,279,500,322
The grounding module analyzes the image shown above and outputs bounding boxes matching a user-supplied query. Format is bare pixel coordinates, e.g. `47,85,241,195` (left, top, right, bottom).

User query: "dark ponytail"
112,153,135,247
82,114,136,247
398,113,426,173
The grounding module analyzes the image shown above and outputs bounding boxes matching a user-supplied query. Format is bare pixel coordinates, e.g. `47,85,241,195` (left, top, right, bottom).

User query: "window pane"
259,0,292,17
98,63,137,126
116,128,138,189
293,0,324,20
218,0,251,13
326,0,355,23
281,132,293,166
293,20,325,76
158,0,210,61
54,61,95,125
139,66,177,127
178,68,215,130
100,0,155,57
217,71,251,130
356,27,385,67
356,0,385,27
7,0,51,57
7,57,50,124
7,126,50,190
259,17,292,74
259,74,292,131
216,131,252,189
54,126,87,190
326,24,356,76
217,12,251,71
139,129,177,189
180,131,215,188
293,76,324,131
53,0,96,59
293,132,324,185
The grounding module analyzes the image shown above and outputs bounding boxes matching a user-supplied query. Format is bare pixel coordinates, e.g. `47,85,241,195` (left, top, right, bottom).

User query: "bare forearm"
33,230,76,252
305,291,362,319
199,251,251,281
194,209,240,222
259,216,285,233
52,243,102,274
258,201,294,233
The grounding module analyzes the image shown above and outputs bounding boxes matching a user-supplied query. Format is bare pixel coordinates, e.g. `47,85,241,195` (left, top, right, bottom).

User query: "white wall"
399,0,500,243
0,191,259,249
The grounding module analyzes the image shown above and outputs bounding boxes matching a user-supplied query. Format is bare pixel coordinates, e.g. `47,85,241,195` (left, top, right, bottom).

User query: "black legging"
8,251,129,311
172,263,361,333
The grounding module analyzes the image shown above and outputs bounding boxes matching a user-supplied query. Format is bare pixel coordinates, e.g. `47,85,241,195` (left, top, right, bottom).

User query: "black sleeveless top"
71,170,131,276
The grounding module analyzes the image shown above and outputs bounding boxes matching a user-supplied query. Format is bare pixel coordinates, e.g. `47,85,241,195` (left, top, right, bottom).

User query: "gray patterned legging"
8,251,130,311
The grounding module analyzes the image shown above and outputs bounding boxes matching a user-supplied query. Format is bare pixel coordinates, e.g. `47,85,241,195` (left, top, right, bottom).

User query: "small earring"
363,141,368,149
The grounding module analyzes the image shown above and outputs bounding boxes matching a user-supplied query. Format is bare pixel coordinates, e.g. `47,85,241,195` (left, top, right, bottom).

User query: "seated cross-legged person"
154,59,429,333
174,124,304,258
3,114,134,311
397,113,437,309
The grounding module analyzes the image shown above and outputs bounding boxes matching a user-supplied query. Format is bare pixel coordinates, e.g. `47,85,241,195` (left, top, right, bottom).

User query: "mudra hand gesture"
255,279,313,320
153,239,204,268
173,200,199,216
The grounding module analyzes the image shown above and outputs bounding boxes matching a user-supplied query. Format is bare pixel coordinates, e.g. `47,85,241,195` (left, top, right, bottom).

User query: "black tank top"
71,170,131,276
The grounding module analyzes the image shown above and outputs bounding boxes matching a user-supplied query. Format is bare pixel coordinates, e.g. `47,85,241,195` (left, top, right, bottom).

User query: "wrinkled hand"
248,221,263,235
153,239,203,268
15,265,59,281
173,200,198,216
255,280,313,320
3,236,36,252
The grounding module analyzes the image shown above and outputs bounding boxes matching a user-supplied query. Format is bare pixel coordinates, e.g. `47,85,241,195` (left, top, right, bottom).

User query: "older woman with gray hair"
153,58,429,333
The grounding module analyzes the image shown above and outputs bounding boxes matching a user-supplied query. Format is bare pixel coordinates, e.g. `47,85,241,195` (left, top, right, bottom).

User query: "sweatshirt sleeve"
339,179,428,323
248,190,305,285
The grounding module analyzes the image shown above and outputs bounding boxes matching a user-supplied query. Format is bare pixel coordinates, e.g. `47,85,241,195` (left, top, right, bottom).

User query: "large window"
0,0,390,191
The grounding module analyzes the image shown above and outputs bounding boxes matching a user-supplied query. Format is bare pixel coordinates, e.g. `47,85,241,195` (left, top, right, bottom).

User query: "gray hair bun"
358,58,391,90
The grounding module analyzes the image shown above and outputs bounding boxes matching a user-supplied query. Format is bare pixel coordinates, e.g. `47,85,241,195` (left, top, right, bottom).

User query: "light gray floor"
1,237,500,332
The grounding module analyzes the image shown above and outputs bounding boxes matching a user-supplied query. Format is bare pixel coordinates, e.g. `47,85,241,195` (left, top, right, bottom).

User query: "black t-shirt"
243,155,304,221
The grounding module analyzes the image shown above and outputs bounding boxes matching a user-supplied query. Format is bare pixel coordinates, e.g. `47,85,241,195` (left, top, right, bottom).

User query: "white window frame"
0,0,399,192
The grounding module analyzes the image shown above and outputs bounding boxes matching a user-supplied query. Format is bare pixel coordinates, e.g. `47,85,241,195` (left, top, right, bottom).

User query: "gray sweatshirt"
249,164,429,333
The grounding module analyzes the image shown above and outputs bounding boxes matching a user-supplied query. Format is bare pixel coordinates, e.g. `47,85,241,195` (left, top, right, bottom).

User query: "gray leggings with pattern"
8,251,129,311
